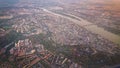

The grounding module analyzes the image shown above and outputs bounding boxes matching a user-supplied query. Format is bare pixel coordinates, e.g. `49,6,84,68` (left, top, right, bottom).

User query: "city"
0,0,120,68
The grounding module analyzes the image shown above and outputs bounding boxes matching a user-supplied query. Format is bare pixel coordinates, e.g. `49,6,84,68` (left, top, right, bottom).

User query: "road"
42,8,120,45
4,42,14,49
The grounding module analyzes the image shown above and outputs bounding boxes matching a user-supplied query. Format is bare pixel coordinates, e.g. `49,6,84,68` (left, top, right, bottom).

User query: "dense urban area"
0,0,120,68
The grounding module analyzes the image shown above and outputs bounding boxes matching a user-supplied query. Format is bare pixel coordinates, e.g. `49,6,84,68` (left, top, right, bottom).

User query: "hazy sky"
0,0,120,9
0,0,19,7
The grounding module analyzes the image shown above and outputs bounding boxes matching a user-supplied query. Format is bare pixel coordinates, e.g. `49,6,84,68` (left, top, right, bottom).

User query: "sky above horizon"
0,0,19,7
0,0,120,9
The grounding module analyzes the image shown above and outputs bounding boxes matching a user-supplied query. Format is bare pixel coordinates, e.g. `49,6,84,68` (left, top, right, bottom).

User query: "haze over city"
0,0,120,68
